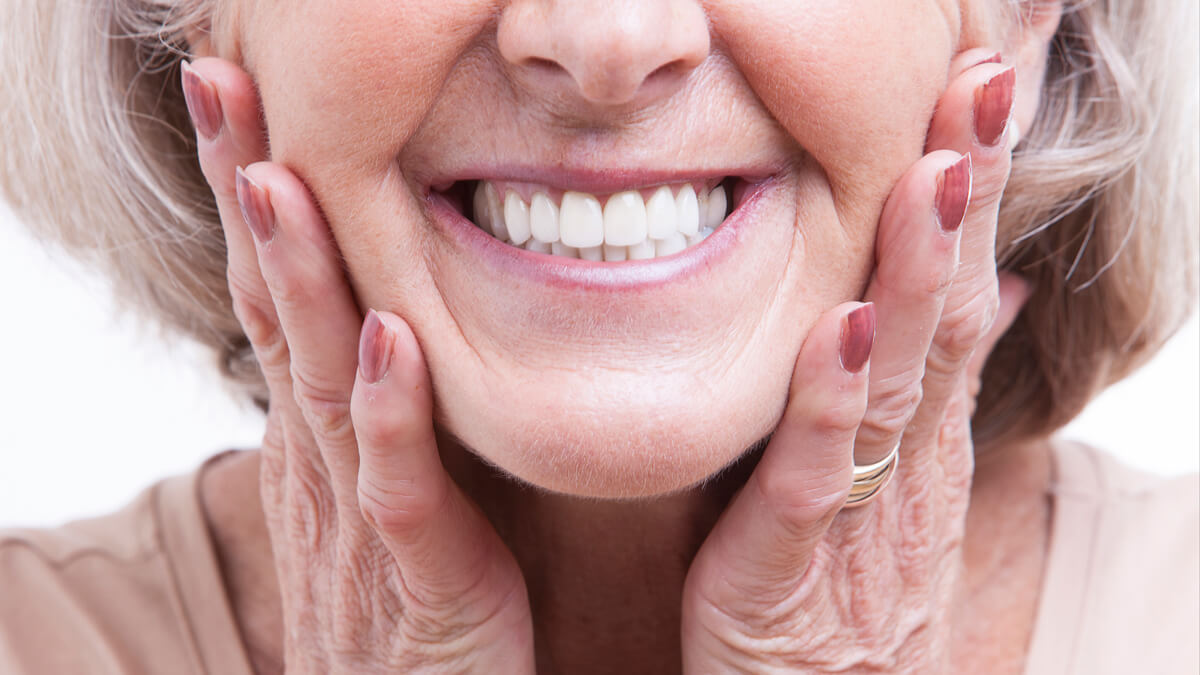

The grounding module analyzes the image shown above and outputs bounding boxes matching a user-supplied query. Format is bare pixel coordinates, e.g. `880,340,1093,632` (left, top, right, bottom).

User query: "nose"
497,0,710,108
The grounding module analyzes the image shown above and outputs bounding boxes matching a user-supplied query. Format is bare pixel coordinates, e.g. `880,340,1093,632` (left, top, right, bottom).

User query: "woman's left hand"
682,51,1028,673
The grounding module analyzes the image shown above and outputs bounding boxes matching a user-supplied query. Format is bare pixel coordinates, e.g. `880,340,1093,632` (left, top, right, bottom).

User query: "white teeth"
628,239,657,260
603,190,648,246
645,186,678,240
559,191,605,248
504,190,531,245
467,180,729,260
687,227,713,247
603,244,628,261
579,245,604,261
551,240,580,258
473,183,494,236
706,185,727,229
530,192,559,243
675,185,700,236
655,232,688,257
484,183,509,241
525,239,552,254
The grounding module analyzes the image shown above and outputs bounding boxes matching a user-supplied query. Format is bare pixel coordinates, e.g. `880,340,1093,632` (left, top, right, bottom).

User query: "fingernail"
359,310,392,384
936,154,972,233
973,67,1016,147
840,303,875,374
236,167,275,242
180,61,222,141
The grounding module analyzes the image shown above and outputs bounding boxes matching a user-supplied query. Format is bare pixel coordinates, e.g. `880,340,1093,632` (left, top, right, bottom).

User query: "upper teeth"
471,181,729,260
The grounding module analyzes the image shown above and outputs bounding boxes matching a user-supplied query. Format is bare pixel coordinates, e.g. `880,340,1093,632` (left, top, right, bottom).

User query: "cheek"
246,0,491,175
714,0,954,220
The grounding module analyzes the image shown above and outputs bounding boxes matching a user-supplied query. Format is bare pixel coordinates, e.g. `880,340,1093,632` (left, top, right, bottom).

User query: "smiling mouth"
436,178,742,261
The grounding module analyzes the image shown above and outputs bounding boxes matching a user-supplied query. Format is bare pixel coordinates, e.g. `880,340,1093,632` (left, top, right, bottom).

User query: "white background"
1,204,1197,528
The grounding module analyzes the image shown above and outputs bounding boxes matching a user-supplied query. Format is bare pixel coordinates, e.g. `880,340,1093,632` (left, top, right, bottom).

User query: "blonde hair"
1,0,1196,444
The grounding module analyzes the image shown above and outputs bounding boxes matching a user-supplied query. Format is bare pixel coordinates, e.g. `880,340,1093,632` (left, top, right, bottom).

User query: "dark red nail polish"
180,61,223,141
359,310,392,384
936,154,972,233
973,67,1016,147
235,168,275,242
840,303,875,374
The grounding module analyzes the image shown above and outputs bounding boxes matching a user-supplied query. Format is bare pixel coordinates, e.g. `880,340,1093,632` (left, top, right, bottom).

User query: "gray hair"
1,0,1196,446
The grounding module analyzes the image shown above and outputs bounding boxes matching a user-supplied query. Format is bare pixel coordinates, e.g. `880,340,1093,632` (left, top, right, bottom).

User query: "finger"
965,272,1033,395
906,64,1017,448
182,59,282,388
854,151,970,465
351,311,526,614
182,60,321,517
236,162,365,509
685,302,872,611
182,58,268,274
187,61,347,588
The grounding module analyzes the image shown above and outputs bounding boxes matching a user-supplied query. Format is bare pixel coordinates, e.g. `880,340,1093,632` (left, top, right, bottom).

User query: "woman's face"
228,0,1005,497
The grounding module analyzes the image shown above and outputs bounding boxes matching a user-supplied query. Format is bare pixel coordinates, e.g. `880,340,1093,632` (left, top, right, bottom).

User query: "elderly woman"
0,0,1196,672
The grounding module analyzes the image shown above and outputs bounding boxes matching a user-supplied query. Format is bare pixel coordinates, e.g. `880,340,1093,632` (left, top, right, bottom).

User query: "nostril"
497,0,711,109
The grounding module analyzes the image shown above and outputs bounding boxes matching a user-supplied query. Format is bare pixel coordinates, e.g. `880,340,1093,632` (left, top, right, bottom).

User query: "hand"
182,58,535,674
681,50,1029,673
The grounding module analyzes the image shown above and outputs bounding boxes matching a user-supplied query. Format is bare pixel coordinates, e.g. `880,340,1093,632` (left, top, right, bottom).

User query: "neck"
438,430,759,674
200,436,1051,675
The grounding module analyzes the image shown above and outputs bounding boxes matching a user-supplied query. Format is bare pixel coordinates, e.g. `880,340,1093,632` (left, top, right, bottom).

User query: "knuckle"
354,399,436,455
811,395,867,439
229,293,290,374
927,306,993,375
860,374,924,443
228,276,276,340
756,465,849,530
291,367,355,444
922,263,956,296
357,474,448,539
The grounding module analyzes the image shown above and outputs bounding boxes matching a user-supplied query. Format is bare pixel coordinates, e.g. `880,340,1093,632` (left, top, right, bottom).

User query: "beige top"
0,443,1196,674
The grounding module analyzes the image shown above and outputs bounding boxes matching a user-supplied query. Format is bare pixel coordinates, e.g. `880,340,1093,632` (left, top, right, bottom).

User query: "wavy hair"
1,0,1196,447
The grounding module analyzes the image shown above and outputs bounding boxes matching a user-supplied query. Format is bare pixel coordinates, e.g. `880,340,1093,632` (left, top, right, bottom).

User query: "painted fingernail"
359,310,392,384
235,167,275,242
180,61,222,141
840,303,875,374
936,154,972,233
973,67,1016,147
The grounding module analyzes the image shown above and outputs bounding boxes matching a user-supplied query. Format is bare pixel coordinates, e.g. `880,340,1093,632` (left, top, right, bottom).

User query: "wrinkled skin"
184,0,1061,672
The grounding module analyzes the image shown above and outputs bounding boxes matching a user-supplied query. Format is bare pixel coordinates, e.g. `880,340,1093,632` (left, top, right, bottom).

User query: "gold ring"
843,443,899,508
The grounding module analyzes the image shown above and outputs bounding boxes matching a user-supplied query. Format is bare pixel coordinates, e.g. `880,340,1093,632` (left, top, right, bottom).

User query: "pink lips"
425,177,775,291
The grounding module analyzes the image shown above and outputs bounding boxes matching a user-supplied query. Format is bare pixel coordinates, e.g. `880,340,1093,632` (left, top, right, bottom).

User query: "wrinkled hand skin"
182,46,1025,673
680,50,1027,674
183,58,536,674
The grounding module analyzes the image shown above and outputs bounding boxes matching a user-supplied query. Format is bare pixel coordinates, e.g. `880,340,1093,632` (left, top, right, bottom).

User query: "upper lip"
424,165,779,197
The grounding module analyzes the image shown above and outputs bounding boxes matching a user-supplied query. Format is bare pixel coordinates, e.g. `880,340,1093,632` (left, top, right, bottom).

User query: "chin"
435,365,789,499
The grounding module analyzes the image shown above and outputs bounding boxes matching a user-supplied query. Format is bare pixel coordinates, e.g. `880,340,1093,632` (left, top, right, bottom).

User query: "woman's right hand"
181,58,535,674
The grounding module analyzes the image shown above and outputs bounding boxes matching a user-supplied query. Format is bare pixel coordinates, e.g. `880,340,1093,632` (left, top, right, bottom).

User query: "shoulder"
1030,441,1199,675
1050,440,1198,544
0,457,252,675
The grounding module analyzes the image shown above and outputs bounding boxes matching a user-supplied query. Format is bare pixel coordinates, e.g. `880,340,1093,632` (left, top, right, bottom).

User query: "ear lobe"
1010,0,1065,138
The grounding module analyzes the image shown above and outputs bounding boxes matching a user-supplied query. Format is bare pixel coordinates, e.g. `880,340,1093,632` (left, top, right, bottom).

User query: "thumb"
687,302,872,605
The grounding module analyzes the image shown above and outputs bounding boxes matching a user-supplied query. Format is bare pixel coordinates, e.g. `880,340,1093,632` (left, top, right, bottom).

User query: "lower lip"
425,179,776,291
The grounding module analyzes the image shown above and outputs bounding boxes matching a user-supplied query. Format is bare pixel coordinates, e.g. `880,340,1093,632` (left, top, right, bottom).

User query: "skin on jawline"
192,0,1014,499
190,2,1058,672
